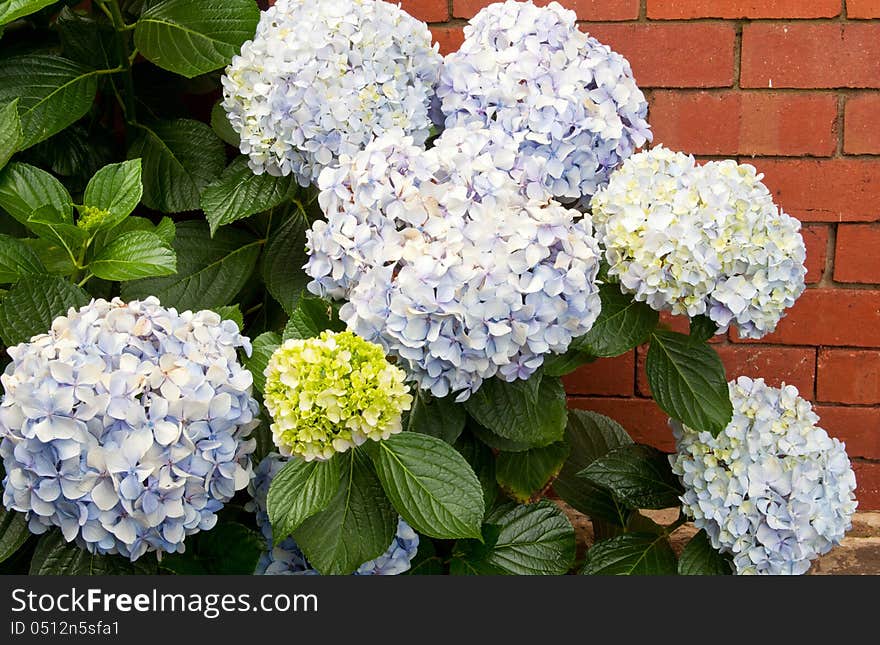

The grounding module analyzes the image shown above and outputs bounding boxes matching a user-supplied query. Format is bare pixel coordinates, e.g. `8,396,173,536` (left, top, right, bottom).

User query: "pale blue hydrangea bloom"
221,0,442,185
437,0,651,207
671,377,857,575
0,298,259,561
248,453,418,575
591,147,807,339
306,125,603,401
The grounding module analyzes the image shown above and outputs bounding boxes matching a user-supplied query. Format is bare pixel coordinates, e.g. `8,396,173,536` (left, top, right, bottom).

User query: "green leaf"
468,419,534,453
282,296,344,340
19,124,114,192
267,458,340,545
261,209,309,314
293,450,396,575
211,100,239,146
579,444,683,510
464,372,567,448
246,331,280,394
30,531,157,575
481,501,576,575
213,304,243,329
0,276,89,346
407,538,444,575
160,522,263,575
0,162,73,236
0,55,99,150
573,286,659,358
82,159,143,230
56,7,119,69
154,216,176,244
135,0,260,78
554,410,633,526
678,530,733,576
0,507,29,564
689,315,718,342
495,441,569,504
582,533,677,576
202,156,296,235
542,348,595,377
372,432,484,540
28,204,89,251
90,231,176,281
128,119,225,213
0,0,57,26
406,390,466,444
89,216,175,257
646,330,733,436
454,433,498,513
21,238,75,275
450,524,504,576
122,221,260,311
0,99,21,171
0,233,47,283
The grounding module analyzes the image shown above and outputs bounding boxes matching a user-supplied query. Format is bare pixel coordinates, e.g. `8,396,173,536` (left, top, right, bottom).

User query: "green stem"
77,273,95,288
102,0,138,125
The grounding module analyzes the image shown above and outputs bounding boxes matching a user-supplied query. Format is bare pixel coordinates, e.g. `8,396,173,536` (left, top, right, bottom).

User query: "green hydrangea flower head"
264,330,413,461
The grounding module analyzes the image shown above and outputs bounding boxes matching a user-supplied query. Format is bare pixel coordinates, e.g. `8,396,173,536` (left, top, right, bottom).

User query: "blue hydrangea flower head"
437,0,651,207
671,377,857,575
247,453,419,575
591,146,807,339
221,0,442,185
0,297,259,561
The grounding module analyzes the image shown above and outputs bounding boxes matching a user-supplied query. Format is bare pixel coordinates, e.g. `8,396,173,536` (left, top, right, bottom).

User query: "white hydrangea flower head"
221,0,442,185
0,298,259,561
437,0,651,207
306,124,603,401
671,377,857,575
591,146,807,339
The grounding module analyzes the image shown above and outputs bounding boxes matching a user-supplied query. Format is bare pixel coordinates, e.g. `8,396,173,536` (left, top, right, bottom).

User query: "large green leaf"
573,286,658,357
0,162,73,238
689,315,718,343
82,159,143,231
135,0,260,78
246,331,280,395
480,501,576,575
261,209,309,314
582,533,677,576
464,372,567,448
159,522,262,575
56,6,119,69
406,390,466,444
30,531,157,575
90,231,176,281
128,119,225,213
0,506,29,564
211,100,239,146
122,221,260,311
28,204,88,253
554,410,633,526
454,433,498,513
678,530,733,576
0,99,21,170
646,330,733,436
372,432,484,540
282,296,344,340
293,450,396,576
267,457,340,545
0,233,46,283
202,156,297,235
579,444,683,510
495,442,569,504
0,0,57,26
0,55,99,150
542,348,595,377
0,276,89,346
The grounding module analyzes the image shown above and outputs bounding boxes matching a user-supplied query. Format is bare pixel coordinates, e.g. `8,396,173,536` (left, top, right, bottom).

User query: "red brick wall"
419,0,880,507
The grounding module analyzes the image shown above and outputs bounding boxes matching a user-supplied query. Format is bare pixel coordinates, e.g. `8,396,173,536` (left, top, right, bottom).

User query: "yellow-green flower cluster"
263,331,413,461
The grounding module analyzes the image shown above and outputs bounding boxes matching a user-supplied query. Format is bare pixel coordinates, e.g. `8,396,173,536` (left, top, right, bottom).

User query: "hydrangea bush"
0,0,857,576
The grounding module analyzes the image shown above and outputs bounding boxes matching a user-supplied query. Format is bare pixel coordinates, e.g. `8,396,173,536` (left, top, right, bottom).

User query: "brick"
752,159,880,223
648,0,840,19
563,351,634,396
735,289,880,347
658,311,690,335
585,24,736,88
637,345,816,397
453,0,639,20
818,350,880,404
853,462,880,510
649,91,837,156
741,24,880,89
815,407,880,460
395,0,448,22
848,0,880,18
803,224,829,285
845,95,880,154
835,224,880,284
430,26,464,55
568,397,675,451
